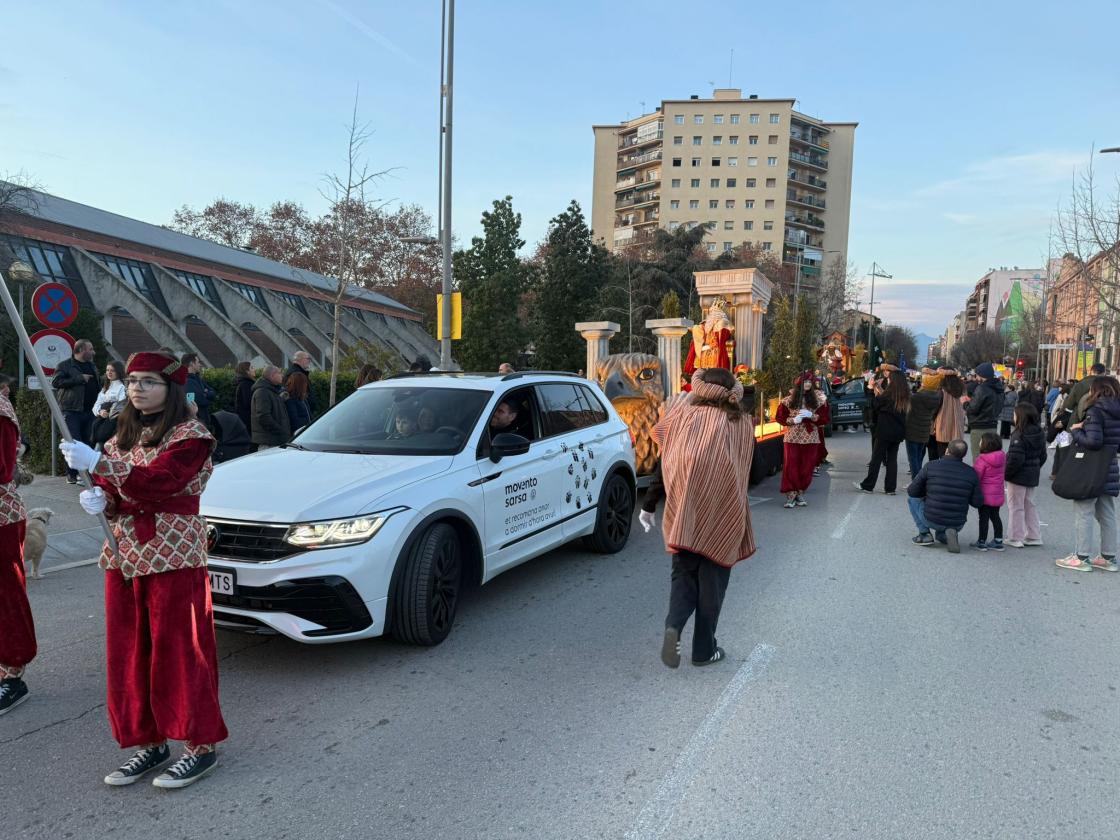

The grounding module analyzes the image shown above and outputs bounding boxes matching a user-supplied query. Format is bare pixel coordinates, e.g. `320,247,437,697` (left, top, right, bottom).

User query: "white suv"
201,372,636,645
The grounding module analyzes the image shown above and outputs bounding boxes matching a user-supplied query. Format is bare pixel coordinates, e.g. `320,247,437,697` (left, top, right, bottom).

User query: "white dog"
23,507,53,580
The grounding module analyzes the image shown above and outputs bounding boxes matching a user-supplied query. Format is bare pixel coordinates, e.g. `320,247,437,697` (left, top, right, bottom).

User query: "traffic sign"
31,283,79,329
29,328,75,376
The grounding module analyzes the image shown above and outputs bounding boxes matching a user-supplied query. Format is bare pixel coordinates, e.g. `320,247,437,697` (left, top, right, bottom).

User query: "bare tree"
815,257,862,340
949,328,1005,371
1053,152,1120,311
0,171,43,235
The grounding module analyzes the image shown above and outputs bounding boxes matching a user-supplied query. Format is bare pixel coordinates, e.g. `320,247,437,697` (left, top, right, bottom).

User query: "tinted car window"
538,383,608,436
838,380,866,397
295,387,489,455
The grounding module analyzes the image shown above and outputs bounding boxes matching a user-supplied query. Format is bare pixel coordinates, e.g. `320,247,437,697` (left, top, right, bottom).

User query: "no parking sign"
31,282,79,329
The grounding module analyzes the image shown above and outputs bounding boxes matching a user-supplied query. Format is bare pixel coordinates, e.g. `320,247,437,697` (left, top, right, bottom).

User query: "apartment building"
591,88,856,289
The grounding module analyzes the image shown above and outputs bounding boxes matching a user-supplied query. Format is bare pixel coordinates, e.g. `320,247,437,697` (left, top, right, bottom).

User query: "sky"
2,0,1119,338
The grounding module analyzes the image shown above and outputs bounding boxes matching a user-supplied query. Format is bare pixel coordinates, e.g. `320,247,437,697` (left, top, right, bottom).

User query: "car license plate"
208,568,235,596
839,402,855,410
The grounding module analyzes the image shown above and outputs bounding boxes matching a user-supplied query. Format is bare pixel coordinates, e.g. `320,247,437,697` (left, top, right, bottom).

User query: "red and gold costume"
0,394,32,680
776,378,823,495
684,299,734,379
91,354,227,752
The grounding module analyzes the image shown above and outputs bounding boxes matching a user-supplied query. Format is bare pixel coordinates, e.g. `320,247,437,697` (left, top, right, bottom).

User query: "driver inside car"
488,400,520,439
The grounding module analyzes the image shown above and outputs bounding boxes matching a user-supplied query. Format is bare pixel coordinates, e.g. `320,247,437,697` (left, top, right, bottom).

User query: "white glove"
59,440,100,472
638,510,656,533
79,487,107,515
792,415,804,425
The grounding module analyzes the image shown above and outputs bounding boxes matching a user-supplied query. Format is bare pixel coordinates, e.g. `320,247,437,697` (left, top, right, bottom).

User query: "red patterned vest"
94,419,214,579
0,396,26,526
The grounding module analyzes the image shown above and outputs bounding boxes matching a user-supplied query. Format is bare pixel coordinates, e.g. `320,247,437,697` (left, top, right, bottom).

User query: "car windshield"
837,380,865,397
293,386,491,455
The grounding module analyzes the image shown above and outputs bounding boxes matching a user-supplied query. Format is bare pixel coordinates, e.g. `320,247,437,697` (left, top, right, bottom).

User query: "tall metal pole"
0,270,117,554
794,247,802,317
866,263,877,353
438,0,455,371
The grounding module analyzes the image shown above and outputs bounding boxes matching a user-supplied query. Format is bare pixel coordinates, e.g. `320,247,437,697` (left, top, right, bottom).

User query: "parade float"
577,267,784,486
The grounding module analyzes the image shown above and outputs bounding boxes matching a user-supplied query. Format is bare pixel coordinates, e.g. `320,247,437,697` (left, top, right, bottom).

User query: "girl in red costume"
0,374,34,715
777,373,823,508
60,352,227,789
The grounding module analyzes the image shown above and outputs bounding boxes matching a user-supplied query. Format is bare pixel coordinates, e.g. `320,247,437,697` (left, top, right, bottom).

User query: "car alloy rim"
430,539,460,632
604,480,632,545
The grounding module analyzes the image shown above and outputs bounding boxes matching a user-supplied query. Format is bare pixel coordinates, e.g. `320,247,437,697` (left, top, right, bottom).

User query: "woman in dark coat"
1056,376,1120,572
1004,402,1046,547
233,362,254,434
283,372,312,435
857,371,909,494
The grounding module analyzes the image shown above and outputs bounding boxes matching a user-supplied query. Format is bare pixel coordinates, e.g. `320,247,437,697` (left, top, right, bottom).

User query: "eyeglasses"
125,377,167,391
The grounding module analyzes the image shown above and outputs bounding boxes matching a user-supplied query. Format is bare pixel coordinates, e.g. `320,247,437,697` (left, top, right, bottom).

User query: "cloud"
914,151,1084,199
943,212,977,225
312,0,421,67
866,280,974,336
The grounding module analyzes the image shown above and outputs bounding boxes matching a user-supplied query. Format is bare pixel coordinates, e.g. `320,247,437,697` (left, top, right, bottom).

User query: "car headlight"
284,507,407,549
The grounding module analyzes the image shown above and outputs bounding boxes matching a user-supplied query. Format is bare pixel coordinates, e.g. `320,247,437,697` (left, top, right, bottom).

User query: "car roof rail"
384,371,500,380
501,371,584,381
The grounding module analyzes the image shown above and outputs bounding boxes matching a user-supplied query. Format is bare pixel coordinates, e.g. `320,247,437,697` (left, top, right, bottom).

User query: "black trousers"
861,437,901,492
978,505,1003,541
926,435,942,464
666,550,731,663
63,410,93,480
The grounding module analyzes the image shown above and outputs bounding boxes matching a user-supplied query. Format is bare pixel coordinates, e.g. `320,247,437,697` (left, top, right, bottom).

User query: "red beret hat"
126,352,188,385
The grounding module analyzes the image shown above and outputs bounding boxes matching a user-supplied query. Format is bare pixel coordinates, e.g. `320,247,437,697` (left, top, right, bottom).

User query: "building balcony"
789,151,828,171
786,193,826,211
615,191,660,209
788,171,827,191
784,231,823,247
617,149,662,171
618,131,663,150
785,213,825,231
635,209,660,225
615,176,636,191
789,130,829,152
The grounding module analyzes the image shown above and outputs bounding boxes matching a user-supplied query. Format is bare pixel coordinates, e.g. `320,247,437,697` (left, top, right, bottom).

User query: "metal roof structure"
4,183,416,315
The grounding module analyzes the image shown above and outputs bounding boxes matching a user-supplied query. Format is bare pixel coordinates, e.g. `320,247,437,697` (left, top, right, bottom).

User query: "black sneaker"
945,528,960,554
152,750,218,789
104,744,171,786
66,476,79,485
0,678,28,715
912,533,934,546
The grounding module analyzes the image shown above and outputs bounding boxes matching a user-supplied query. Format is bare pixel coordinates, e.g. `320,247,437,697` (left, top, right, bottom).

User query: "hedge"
14,389,66,475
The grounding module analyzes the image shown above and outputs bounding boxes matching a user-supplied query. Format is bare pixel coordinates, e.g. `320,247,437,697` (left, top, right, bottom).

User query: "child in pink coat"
971,432,1006,551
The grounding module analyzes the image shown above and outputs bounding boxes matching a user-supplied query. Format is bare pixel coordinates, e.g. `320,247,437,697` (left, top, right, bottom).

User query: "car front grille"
206,518,297,563
211,576,373,636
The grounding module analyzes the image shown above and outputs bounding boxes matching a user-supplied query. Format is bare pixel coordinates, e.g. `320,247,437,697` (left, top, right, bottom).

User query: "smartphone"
186,392,196,404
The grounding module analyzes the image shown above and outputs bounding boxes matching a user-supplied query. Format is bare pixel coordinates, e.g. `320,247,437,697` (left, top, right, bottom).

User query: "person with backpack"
1003,402,1046,548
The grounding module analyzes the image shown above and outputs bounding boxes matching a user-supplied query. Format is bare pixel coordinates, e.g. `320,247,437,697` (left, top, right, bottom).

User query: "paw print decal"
576,497,582,509
565,491,572,503
568,464,574,475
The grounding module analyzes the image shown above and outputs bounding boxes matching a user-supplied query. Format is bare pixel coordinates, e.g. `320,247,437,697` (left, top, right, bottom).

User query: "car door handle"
468,471,503,487
541,448,561,460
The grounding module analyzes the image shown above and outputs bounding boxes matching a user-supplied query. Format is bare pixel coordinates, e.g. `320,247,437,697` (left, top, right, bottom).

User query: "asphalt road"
4,431,1116,840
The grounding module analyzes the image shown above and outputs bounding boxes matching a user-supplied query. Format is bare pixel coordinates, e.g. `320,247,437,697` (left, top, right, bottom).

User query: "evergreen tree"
454,197,531,371
758,295,802,400
530,201,609,371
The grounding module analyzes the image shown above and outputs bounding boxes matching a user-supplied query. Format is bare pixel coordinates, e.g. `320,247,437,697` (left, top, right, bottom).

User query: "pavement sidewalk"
20,475,106,574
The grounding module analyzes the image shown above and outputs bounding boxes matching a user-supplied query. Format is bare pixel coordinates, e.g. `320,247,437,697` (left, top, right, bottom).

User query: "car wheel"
584,473,634,554
391,522,462,646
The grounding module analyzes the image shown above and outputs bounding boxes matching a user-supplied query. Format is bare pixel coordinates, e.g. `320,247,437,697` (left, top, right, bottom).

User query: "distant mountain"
913,333,936,365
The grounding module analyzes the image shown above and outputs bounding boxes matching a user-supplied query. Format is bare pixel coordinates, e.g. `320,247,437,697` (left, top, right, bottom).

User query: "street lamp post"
437,0,455,371
866,262,892,360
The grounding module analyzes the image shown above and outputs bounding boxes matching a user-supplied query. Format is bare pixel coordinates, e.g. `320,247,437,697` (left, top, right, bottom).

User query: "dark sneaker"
852,482,873,494
152,750,218,789
104,744,171,786
945,529,960,554
0,678,28,715
987,540,1005,552
661,627,681,669
694,646,726,666
66,476,79,485
969,540,989,552
912,533,934,546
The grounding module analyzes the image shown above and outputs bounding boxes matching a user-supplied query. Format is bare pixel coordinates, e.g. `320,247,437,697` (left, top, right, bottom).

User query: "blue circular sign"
32,283,79,328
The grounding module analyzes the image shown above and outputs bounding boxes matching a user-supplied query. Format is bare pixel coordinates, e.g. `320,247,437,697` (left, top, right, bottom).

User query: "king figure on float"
684,297,734,377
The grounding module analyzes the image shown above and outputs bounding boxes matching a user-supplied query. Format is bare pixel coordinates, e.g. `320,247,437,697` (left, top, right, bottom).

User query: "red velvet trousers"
0,520,32,677
781,442,818,494
105,566,228,748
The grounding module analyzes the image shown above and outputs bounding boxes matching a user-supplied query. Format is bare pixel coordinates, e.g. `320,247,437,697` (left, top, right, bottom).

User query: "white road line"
831,493,863,540
625,643,776,840
37,557,100,575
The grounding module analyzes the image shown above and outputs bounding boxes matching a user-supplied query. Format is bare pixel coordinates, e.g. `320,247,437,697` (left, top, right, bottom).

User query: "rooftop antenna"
729,48,734,87
639,100,646,114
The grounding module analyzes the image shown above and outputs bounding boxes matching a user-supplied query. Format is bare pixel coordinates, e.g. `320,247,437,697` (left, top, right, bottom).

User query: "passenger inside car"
418,406,439,434
388,405,420,439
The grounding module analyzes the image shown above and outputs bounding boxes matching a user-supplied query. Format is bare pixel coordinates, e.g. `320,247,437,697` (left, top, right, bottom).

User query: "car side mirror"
490,432,530,463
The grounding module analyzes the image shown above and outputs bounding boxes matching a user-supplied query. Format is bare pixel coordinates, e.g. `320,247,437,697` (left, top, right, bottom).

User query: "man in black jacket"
285,351,315,417
182,353,216,425
964,362,1003,459
907,438,983,553
52,339,99,484
251,365,291,449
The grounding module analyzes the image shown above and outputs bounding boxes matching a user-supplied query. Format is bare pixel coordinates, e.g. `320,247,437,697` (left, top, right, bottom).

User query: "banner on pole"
436,292,462,340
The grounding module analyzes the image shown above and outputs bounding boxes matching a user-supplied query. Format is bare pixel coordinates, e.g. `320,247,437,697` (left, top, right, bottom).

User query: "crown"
709,297,728,312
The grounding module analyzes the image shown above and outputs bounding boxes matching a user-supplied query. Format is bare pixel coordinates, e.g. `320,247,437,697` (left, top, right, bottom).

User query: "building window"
687,221,698,230
673,136,683,145
749,135,759,145
749,113,760,124
92,253,171,316
765,199,775,208
674,115,684,124
745,200,755,208
710,179,720,188
726,178,737,187
172,269,227,314
671,178,681,188
761,241,772,251
769,113,780,124
689,200,699,209
766,178,777,187
723,221,734,230
1,234,92,307
729,136,739,145
730,114,740,124
668,221,680,231
727,158,738,168
692,136,702,145
723,242,733,251
725,200,735,209
709,199,719,209
345,305,367,323
691,157,701,167
763,220,774,231
746,179,756,188
748,157,758,166
670,200,680,210
767,156,777,166
706,243,716,253
225,280,273,315
694,114,703,124
714,114,724,124
744,221,754,230
276,290,310,316
713,136,722,145
769,135,778,144
711,158,721,167
690,178,700,187
672,157,682,167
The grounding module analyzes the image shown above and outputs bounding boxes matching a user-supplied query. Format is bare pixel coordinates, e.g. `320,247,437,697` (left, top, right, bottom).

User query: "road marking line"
831,494,863,540
38,557,100,575
625,642,775,840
